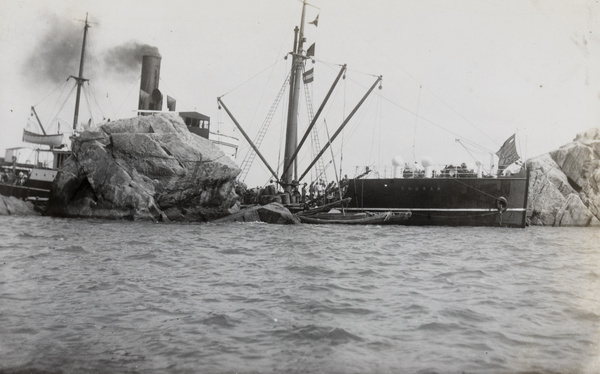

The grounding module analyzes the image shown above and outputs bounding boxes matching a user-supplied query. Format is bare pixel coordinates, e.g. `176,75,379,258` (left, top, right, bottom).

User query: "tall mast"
72,13,90,131
282,0,308,191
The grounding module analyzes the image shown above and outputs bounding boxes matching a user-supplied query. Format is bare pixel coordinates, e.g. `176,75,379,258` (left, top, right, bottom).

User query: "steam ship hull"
0,168,58,204
343,171,529,227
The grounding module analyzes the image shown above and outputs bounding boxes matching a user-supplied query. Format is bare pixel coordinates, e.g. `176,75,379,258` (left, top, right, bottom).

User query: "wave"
55,245,87,253
276,324,363,345
200,313,239,328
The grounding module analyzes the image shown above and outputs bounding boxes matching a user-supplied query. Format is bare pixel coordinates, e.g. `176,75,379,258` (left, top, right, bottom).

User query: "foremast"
72,13,90,131
282,0,308,192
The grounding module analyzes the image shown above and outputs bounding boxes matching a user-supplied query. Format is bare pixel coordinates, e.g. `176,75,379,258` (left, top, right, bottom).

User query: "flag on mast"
303,68,314,83
495,133,520,168
306,43,315,57
309,15,319,26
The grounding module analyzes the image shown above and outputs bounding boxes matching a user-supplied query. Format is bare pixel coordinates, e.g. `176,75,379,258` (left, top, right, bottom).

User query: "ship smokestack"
138,54,162,114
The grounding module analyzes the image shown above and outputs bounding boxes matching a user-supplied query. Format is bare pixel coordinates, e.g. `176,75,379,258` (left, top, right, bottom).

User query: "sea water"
0,216,599,374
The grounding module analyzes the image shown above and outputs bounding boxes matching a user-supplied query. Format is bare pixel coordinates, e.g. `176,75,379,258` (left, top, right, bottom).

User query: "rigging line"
275,92,287,179
158,77,190,111
50,84,77,125
376,92,383,165
218,59,282,98
82,85,95,125
311,59,378,79
33,80,70,107
341,91,376,150
422,86,499,146
295,0,320,10
377,92,487,151
312,58,346,73
37,80,72,130
340,71,347,178
447,176,502,201
367,95,378,165
371,42,498,146
88,37,115,119
85,77,105,120
456,136,494,154
456,140,480,164
412,85,422,163
115,74,141,116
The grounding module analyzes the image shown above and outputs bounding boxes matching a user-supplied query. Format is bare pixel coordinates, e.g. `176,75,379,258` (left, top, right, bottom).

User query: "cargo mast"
281,0,308,192
72,13,90,131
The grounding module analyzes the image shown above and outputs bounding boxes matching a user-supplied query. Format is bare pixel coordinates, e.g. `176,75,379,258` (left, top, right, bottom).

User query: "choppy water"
0,216,599,374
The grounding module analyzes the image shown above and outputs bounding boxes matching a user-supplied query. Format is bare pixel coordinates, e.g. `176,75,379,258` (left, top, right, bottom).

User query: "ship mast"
282,0,308,192
72,13,90,131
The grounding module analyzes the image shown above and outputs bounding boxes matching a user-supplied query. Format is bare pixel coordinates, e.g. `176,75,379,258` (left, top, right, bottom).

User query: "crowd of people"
242,175,350,207
0,170,28,186
294,175,349,206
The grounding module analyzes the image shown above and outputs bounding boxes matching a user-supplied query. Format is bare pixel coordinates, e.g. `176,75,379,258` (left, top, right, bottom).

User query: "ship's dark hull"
0,183,51,201
0,168,58,204
343,172,529,227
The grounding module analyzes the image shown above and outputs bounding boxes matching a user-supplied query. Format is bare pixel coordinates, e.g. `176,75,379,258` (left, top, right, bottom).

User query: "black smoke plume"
23,13,160,83
24,13,84,84
103,42,161,76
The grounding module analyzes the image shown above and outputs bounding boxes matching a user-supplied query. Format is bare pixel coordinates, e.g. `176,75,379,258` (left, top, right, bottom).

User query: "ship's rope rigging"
28,80,71,134
375,93,495,155
412,85,422,163
325,14,501,150
315,56,497,157
218,60,283,99
221,47,386,186
446,175,507,203
115,75,141,116
28,83,77,135
86,36,115,121
28,32,111,134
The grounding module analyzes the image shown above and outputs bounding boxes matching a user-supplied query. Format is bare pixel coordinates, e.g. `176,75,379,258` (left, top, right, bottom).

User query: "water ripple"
0,217,599,374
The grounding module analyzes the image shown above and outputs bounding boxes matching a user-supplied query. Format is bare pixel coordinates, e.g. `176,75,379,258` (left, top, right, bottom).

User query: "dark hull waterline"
343,172,529,227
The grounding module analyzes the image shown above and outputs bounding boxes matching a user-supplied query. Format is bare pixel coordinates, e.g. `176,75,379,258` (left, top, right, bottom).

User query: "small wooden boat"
297,210,411,225
22,129,64,148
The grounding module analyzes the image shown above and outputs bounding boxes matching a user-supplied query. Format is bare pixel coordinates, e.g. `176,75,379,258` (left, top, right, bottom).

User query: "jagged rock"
526,128,600,226
212,203,301,224
47,113,241,222
0,195,40,216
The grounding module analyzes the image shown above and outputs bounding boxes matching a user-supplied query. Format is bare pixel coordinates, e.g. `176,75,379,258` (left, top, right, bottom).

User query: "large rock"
526,128,600,226
0,195,40,216
212,203,300,224
46,113,241,222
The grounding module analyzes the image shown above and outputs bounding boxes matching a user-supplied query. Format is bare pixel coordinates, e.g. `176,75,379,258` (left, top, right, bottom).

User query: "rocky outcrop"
46,113,241,222
526,128,600,226
0,195,40,216
212,202,300,224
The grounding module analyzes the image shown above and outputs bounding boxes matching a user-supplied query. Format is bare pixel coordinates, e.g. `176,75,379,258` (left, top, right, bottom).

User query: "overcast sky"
0,0,598,186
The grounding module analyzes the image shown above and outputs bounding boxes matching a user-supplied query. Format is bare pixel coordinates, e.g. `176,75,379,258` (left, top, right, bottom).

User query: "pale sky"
1,0,598,187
